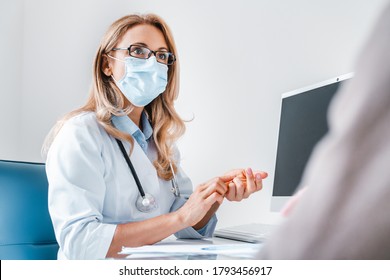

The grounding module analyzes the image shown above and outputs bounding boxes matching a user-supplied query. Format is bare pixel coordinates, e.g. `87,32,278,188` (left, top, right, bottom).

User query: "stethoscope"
116,139,180,212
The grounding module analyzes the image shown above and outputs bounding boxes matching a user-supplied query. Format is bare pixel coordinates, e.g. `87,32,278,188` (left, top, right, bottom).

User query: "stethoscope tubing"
116,139,146,198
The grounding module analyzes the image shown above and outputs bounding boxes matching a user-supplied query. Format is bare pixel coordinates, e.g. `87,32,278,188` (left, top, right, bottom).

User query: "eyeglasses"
112,45,176,65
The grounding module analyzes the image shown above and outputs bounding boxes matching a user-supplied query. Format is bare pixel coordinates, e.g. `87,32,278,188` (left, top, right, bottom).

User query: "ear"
102,54,112,77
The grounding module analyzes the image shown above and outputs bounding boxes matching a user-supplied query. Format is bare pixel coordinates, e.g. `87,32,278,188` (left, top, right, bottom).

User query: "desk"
119,237,263,260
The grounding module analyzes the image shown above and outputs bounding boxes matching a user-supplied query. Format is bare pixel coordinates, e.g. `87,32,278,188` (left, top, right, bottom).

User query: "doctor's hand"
177,175,234,229
223,168,268,201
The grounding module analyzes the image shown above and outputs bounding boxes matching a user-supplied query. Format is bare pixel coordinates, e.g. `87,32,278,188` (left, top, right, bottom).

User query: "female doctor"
43,13,267,259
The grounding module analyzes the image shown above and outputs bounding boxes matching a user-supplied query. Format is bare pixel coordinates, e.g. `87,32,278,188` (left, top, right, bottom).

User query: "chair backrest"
0,160,58,259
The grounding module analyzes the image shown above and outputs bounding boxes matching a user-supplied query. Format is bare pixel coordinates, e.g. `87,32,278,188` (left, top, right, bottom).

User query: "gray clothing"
257,4,390,259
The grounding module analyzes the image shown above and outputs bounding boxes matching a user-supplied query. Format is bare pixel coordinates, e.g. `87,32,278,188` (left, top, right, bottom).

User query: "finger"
197,176,223,192
252,170,268,179
211,182,227,196
202,179,227,197
244,168,256,196
225,181,236,201
219,174,238,183
203,176,228,187
223,168,244,177
224,180,233,188
254,172,263,191
233,176,245,201
204,192,224,206
195,182,208,193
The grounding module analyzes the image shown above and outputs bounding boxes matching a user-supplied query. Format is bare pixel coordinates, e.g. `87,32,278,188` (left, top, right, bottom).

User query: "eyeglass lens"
129,45,175,65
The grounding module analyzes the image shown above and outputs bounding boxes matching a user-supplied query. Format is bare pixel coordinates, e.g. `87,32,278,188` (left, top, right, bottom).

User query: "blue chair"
0,160,58,259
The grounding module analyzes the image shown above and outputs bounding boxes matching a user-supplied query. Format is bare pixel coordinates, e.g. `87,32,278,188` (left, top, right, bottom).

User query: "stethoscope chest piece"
136,193,158,212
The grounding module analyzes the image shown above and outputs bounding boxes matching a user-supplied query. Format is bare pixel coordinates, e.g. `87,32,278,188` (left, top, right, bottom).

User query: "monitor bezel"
270,73,354,212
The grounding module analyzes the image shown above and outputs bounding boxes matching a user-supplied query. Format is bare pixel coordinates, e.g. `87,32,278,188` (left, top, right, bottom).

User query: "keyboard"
213,223,277,243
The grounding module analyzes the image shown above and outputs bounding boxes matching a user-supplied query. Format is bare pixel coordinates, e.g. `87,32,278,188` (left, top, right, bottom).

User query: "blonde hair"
42,14,185,180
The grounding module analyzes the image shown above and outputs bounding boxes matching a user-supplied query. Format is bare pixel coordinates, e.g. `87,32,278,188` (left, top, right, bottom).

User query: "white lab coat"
46,112,216,259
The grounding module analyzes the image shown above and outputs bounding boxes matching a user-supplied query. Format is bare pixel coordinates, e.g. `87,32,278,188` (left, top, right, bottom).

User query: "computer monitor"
270,73,353,212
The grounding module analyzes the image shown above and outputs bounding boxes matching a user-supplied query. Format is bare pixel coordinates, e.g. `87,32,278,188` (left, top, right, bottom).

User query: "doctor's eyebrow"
130,42,169,51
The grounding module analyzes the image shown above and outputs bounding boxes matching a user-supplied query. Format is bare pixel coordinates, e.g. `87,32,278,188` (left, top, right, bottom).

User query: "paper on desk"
119,241,262,258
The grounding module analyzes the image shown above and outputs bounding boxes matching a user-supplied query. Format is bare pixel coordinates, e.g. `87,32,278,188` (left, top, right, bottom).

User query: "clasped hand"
178,168,268,228
223,168,268,201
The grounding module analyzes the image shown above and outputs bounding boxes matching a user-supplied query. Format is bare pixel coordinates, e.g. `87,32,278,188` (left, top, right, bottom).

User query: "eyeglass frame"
111,44,176,65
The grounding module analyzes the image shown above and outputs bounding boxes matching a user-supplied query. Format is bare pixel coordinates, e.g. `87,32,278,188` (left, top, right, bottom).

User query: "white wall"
1,0,388,228
0,0,24,159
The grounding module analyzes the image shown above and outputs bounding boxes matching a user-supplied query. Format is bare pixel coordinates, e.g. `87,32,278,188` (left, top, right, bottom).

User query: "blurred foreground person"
257,3,390,259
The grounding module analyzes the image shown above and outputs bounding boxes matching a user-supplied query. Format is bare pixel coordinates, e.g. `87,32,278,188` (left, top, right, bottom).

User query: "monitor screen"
270,73,353,211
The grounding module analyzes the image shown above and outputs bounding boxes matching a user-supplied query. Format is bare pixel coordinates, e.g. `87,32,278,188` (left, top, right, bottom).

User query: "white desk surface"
119,236,263,260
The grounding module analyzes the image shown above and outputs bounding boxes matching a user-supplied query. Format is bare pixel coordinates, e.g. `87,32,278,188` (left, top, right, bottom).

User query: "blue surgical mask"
109,55,168,107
